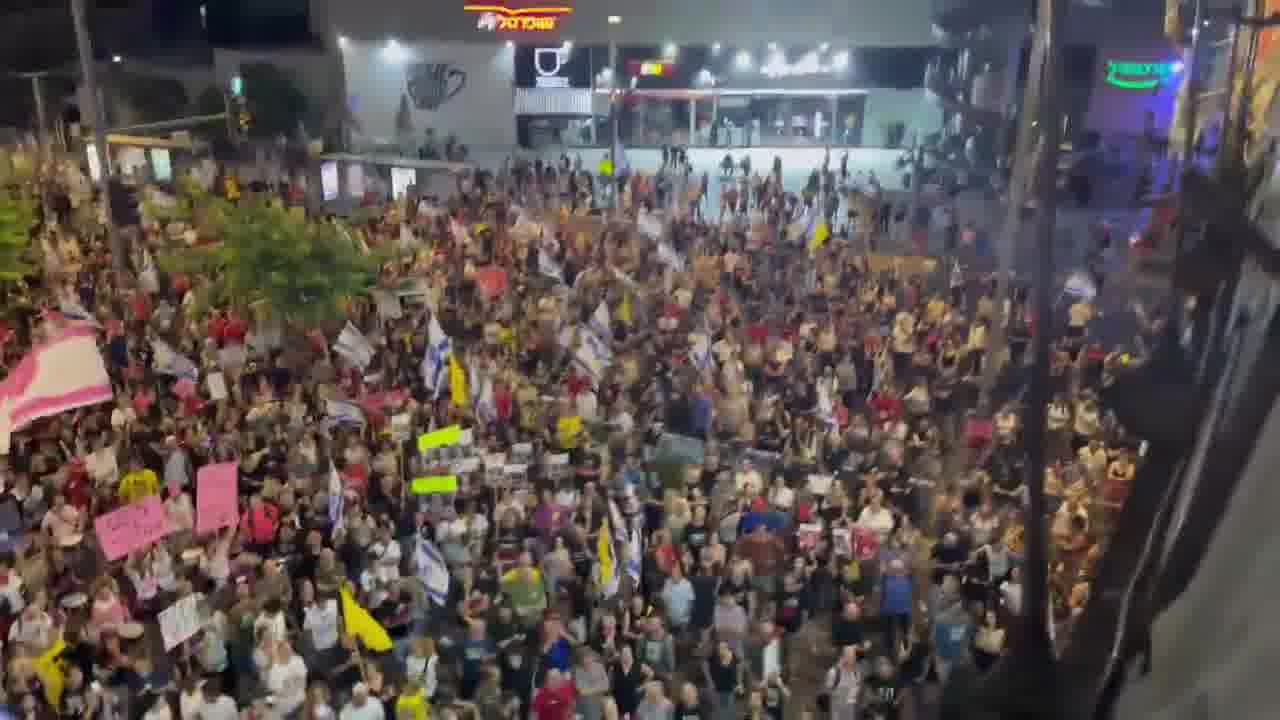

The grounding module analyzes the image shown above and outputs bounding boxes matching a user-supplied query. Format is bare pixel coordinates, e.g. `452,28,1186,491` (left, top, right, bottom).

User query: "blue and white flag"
152,339,200,380
690,333,714,374
325,398,367,428
574,325,614,381
333,322,376,370
590,301,611,342
416,538,450,605
538,248,565,284
421,314,452,398
328,462,345,531
625,525,643,585
1063,271,1098,301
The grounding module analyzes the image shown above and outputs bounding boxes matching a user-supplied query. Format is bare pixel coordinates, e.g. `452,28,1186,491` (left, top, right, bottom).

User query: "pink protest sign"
196,462,240,535
95,496,173,561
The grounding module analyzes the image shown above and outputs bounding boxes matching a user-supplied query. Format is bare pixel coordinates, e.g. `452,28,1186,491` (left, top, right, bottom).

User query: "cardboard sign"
451,458,481,474
807,474,834,496
411,475,459,495
95,496,173,561
158,594,204,650
206,372,228,401
195,462,239,535
418,425,464,453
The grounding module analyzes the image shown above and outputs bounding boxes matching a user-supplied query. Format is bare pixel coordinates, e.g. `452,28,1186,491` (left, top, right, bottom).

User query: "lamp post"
70,0,122,269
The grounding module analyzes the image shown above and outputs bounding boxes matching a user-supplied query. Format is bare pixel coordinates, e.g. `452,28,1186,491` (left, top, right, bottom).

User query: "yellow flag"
597,517,616,595
558,415,583,449
35,639,67,709
809,221,830,255
619,293,634,326
341,585,394,652
449,354,469,408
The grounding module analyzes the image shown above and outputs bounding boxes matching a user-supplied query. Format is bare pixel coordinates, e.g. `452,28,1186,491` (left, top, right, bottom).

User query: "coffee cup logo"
407,63,468,111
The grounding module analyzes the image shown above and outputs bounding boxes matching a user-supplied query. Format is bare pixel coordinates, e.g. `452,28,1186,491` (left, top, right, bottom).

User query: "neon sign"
627,60,675,77
1104,60,1182,90
465,4,572,32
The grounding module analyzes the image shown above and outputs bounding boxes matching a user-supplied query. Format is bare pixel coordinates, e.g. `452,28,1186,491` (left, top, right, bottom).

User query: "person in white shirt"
197,681,239,720
266,640,309,720
856,492,896,543
302,583,341,656
339,683,385,720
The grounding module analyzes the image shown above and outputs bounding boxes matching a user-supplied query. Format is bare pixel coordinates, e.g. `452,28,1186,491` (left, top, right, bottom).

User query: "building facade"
328,0,946,153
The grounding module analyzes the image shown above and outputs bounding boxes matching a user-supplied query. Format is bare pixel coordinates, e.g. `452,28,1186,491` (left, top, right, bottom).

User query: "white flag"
574,325,614,381
152,339,199,379
328,462,345,531
332,322,376,369
539,248,565,284
591,301,611,341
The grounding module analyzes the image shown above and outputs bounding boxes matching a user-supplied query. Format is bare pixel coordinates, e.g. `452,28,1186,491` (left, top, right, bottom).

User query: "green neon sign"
1105,61,1180,90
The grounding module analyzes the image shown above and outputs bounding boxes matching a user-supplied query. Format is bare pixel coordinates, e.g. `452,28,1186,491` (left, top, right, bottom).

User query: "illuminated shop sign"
535,46,571,87
465,4,572,32
626,60,676,77
1104,60,1183,90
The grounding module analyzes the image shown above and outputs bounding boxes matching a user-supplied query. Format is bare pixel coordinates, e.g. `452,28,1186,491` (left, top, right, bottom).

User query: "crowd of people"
0,148,1152,720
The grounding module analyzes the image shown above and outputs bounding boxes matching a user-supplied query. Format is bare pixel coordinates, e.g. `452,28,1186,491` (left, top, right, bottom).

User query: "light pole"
69,0,122,269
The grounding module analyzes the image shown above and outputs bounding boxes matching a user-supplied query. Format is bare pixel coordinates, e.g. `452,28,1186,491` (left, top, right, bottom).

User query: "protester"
0,148,1147,720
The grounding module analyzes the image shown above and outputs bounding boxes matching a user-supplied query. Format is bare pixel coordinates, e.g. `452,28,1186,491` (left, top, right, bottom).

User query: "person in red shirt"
531,670,576,720
240,494,279,553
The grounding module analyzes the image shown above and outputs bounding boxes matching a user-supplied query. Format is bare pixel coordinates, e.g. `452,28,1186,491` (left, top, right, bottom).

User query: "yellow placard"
418,425,463,453
411,475,459,495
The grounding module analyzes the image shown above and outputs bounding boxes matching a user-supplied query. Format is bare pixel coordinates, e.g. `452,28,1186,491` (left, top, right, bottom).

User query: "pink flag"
0,326,113,454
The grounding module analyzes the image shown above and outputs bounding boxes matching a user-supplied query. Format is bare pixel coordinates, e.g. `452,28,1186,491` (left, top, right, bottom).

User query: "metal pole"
609,40,619,211
30,74,50,150
978,5,1040,412
1020,0,1067,672
70,0,122,269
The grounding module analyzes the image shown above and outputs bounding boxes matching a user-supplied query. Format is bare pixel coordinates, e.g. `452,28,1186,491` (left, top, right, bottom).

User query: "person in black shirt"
689,558,720,650
864,656,903,720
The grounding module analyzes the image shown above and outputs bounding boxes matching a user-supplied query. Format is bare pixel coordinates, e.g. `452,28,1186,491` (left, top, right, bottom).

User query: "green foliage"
160,198,381,328
113,71,191,124
0,192,36,282
240,63,308,139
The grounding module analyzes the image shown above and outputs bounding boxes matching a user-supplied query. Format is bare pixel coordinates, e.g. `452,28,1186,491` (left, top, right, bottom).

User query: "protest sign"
418,425,463,453
195,462,239,535
158,594,203,650
95,496,173,561
411,475,459,495
206,372,228,401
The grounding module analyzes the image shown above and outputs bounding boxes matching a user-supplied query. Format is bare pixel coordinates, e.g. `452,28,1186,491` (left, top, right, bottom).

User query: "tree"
0,191,35,282
240,62,308,139
160,197,381,328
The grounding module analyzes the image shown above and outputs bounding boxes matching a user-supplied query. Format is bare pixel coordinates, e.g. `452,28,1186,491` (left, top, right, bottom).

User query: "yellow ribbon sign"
418,425,463,454
411,475,459,495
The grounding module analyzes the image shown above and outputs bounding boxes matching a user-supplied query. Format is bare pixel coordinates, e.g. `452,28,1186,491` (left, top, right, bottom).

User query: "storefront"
512,43,943,150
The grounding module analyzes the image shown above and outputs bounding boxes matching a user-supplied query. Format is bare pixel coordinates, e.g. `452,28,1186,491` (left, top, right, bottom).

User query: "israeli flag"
656,241,685,272
421,314,452,398
575,326,614,381
152,339,200,380
1064,271,1098,301
625,525,643,585
690,333,714,373
590,301,611,341
333,322,376,370
416,538,450,606
328,462,345,531
325,398,367,428
539,248,565,284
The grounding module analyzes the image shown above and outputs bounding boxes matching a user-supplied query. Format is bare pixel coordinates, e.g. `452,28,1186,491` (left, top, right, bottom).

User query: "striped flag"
421,314,452,398
0,326,113,455
416,537,450,605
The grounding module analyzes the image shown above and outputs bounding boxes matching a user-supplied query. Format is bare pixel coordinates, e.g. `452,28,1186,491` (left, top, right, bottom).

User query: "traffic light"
107,179,140,227
238,108,252,133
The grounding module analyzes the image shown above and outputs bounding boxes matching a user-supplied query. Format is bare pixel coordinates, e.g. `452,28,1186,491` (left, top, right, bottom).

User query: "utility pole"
70,0,122,269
